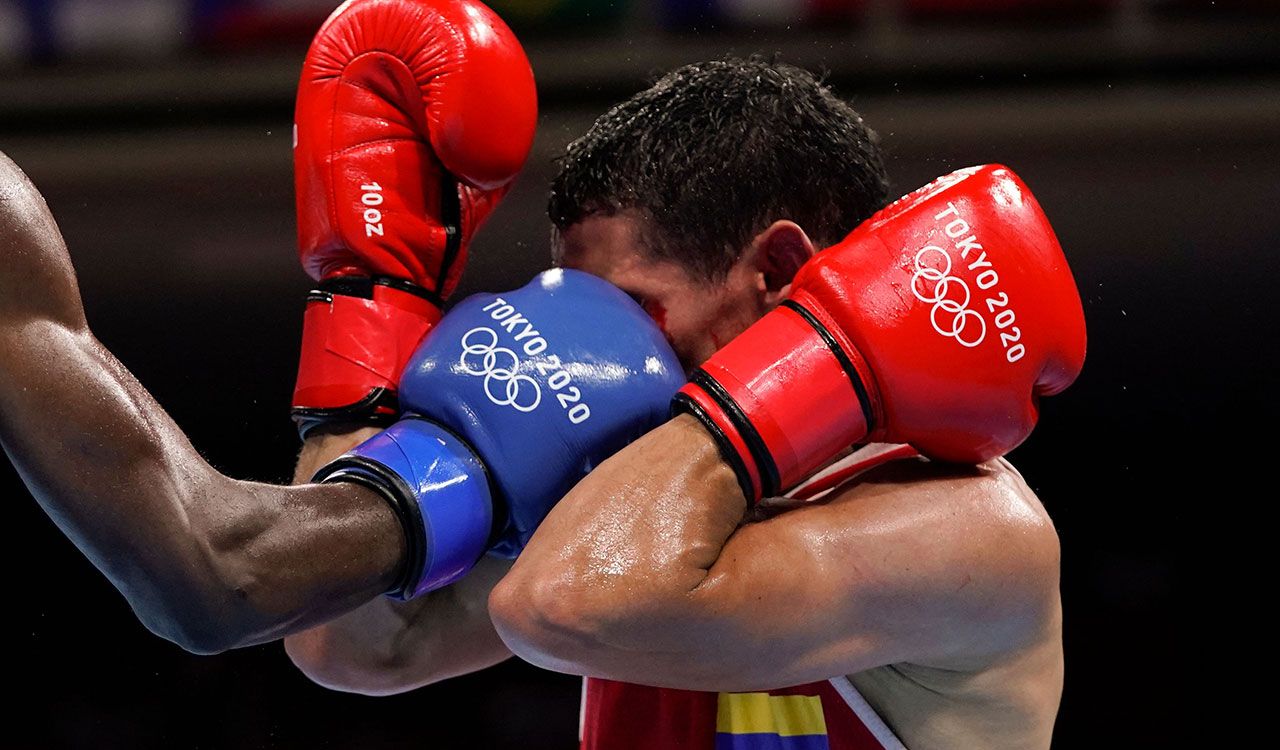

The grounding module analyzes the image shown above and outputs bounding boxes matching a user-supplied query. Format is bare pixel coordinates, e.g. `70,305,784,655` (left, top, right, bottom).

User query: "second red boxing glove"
674,165,1087,504
291,0,538,436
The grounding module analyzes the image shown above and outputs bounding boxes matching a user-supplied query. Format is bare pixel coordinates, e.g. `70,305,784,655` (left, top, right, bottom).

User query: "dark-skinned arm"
490,414,1060,692
0,152,406,654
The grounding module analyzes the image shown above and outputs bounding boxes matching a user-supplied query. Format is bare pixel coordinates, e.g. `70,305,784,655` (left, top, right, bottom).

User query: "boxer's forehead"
556,213,702,303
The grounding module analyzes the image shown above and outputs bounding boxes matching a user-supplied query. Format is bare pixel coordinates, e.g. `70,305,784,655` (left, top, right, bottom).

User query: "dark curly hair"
548,56,891,280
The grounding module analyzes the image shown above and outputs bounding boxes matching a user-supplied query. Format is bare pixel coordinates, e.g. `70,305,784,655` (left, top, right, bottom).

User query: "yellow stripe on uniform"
716,692,829,737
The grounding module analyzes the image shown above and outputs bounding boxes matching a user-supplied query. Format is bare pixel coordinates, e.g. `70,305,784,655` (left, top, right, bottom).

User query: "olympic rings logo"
458,327,542,413
910,246,986,348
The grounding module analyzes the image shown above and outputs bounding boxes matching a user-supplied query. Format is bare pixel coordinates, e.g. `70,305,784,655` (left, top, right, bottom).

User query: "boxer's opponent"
0,0,685,659
0,150,683,649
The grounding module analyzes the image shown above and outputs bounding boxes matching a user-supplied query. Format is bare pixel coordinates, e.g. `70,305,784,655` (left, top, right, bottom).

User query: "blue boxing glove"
314,269,684,599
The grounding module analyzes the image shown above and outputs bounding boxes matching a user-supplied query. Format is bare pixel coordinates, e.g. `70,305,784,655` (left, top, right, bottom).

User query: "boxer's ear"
749,220,815,305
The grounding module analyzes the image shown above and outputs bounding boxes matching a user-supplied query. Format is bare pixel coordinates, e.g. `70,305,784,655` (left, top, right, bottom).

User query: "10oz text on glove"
361,183,385,237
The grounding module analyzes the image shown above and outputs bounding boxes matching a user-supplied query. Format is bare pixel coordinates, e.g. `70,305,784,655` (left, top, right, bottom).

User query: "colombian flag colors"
716,692,832,749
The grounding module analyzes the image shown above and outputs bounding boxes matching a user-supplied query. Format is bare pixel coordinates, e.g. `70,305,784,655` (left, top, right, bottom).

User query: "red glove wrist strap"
674,295,880,503
674,377,767,504
291,276,442,437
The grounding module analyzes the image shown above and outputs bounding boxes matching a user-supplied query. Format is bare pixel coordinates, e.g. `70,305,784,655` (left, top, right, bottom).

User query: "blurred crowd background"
3,0,1274,747
0,0,1275,61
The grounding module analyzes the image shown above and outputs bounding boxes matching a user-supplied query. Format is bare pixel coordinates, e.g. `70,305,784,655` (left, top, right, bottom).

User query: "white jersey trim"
828,676,908,750
786,443,913,499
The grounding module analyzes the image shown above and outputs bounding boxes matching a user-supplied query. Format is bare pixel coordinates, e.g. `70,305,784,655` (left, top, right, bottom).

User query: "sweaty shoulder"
821,453,1061,671
821,456,1064,749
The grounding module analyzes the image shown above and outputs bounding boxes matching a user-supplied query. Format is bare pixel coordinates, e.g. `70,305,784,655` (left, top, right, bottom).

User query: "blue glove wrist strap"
313,418,495,599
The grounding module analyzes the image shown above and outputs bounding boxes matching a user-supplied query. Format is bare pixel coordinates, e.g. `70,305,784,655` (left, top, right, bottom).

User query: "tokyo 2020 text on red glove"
674,165,1088,504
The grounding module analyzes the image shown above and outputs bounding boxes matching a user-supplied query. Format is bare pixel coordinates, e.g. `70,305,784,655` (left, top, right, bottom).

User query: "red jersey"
579,445,915,750
580,675,905,750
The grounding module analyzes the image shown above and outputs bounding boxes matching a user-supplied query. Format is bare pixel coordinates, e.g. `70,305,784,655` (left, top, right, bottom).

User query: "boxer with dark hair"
549,57,890,280
3,2,1085,748
287,47,1083,748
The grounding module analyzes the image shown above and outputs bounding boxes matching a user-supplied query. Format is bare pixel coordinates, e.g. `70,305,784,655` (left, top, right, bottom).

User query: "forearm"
285,429,512,693
0,154,403,652
285,555,513,695
494,413,1060,690
492,415,748,677
2,319,406,652
287,597,445,696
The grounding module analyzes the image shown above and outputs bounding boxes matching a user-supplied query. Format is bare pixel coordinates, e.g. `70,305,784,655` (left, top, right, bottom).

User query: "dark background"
3,0,1276,747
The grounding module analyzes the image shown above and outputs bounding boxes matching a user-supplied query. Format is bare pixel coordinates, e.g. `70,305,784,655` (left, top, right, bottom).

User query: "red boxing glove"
291,0,537,436
674,165,1087,503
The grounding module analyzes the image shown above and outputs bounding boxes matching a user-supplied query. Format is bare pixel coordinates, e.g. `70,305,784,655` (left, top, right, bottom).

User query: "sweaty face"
557,212,769,372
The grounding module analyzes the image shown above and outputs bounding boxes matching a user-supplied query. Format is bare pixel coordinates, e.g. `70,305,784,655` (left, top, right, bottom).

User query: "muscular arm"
282,431,512,696
490,415,1060,691
0,152,405,654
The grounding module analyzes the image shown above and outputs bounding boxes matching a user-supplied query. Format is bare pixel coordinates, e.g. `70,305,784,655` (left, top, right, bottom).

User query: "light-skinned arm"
489,414,1060,691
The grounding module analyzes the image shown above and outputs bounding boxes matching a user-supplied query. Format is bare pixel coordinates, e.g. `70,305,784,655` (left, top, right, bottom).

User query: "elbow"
105,474,262,654
133,592,247,656
488,566,628,673
128,546,270,654
283,628,422,697
169,627,238,657
283,629,376,694
490,565,718,684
